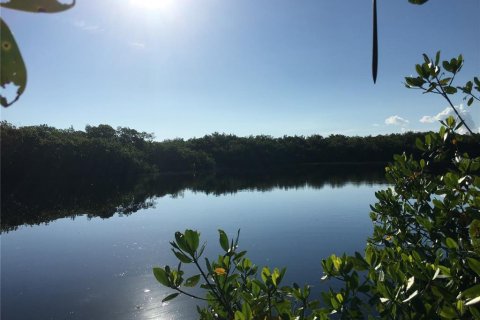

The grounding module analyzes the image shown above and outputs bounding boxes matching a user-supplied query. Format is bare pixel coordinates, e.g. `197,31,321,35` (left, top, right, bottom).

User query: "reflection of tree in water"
1,164,385,232
189,164,385,196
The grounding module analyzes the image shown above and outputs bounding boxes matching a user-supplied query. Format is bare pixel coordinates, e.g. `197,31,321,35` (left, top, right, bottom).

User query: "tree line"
2,121,479,186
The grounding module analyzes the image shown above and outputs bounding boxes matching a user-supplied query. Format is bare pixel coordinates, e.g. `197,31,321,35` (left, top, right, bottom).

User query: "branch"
173,287,210,301
432,76,475,135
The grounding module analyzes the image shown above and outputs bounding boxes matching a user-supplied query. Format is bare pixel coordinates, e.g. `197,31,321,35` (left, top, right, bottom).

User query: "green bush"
153,55,480,319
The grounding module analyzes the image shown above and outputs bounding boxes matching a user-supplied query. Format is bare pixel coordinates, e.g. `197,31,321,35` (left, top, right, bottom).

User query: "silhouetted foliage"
2,121,478,194
2,119,478,234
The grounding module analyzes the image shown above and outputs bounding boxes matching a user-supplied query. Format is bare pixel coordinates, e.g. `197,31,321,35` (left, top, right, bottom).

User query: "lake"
1,164,387,319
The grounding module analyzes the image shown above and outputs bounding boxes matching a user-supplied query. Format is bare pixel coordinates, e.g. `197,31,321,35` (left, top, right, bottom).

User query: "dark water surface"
1,164,387,319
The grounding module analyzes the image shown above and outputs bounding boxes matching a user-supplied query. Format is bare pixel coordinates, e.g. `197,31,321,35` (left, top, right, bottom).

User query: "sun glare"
129,0,175,11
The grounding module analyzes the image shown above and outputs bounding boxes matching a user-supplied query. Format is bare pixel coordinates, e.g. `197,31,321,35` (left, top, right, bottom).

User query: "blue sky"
1,0,479,140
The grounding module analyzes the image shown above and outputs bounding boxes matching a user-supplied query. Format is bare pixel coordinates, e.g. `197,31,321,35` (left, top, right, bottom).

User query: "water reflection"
1,163,385,232
1,163,386,320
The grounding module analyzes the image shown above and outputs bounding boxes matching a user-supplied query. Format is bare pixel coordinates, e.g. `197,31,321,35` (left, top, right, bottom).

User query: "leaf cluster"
322,116,480,318
404,52,479,135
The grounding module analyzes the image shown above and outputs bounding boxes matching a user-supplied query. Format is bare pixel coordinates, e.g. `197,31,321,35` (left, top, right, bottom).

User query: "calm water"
1,165,386,319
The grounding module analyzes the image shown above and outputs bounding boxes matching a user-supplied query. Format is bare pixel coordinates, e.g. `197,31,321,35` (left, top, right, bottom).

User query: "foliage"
320,117,480,319
0,18,26,107
5,121,478,184
153,54,480,319
0,0,75,107
404,51,480,135
1,122,156,184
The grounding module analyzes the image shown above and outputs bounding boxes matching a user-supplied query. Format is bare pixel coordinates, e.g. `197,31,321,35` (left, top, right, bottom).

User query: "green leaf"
425,84,436,93
204,257,213,274
467,97,474,106
463,284,480,299
332,255,341,271
330,296,340,309
444,172,458,187
200,283,215,290
446,116,455,127
198,243,206,258
416,216,432,231
474,77,480,87
184,274,201,287
184,229,199,252
415,64,425,78
234,229,241,248
439,126,446,138
444,61,456,74
435,51,441,65
420,159,425,169
422,53,430,64
445,237,459,250
444,86,457,94
438,265,451,277
425,134,432,145
432,199,444,209
173,250,193,263
415,138,425,151
271,268,280,287
352,252,368,270
440,77,452,85
365,246,375,265
470,220,480,248
461,81,473,93
242,302,253,320
467,258,480,277
336,293,344,304
174,231,189,253
450,58,458,71
405,76,425,87
234,250,247,262
252,279,267,292
153,267,170,286
423,62,432,76
0,18,27,107
458,54,463,66
0,0,75,13
218,229,229,252
261,267,271,283
439,306,458,319
162,292,180,302
467,80,474,90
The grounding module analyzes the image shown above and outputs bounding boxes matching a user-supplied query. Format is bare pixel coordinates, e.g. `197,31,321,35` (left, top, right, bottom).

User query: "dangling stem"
372,0,378,84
